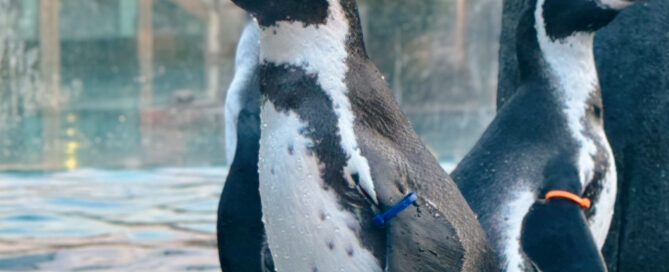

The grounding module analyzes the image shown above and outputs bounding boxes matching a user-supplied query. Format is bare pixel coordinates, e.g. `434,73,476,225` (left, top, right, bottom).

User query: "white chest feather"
535,4,599,189
501,189,536,272
588,130,617,249
258,103,381,272
259,0,378,204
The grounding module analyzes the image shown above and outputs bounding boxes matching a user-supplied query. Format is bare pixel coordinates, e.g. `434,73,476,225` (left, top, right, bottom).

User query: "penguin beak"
520,199,607,272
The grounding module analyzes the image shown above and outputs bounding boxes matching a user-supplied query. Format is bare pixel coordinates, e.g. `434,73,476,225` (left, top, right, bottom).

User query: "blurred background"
0,0,501,270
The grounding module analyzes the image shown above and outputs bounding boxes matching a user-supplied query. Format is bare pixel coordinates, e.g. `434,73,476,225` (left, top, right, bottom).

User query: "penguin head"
536,0,636,40
231,0,331,27
231,0,368,58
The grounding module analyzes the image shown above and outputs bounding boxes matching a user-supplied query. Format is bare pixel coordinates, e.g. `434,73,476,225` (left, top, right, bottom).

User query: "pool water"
0,163,457,271
0,168,226,271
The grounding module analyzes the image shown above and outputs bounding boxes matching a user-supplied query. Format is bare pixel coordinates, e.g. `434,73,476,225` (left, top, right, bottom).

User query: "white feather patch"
588,130,617,249
258,0,378,204
502,189,536,272
258,102,382,272
535,0,599,189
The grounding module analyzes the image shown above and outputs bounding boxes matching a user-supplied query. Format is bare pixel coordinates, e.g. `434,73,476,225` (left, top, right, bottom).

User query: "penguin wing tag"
372,192,417,226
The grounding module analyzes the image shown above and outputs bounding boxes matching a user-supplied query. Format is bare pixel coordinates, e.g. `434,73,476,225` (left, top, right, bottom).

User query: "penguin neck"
520,0,629,103
258,0,366,82
518,1,608,188
256,0,380,205
533,2,601,106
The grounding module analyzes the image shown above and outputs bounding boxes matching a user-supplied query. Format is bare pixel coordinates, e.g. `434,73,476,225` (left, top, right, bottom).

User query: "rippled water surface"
0,168,226,271
0,163,457,271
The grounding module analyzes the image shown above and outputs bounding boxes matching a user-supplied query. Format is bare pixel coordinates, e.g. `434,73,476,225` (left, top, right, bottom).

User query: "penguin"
228,0,498,271
217,22,275,272
450,0,636,271
224,22,261,164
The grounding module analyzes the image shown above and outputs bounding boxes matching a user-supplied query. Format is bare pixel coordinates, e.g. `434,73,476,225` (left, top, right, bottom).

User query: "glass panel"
1,0,501,170
0,0,502,270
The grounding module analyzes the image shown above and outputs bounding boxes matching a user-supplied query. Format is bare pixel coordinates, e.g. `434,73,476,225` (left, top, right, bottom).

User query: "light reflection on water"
0,167,226,271
0,164,457,271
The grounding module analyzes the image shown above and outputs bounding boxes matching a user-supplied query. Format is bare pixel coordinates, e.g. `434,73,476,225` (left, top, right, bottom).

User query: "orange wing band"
545,190,591,209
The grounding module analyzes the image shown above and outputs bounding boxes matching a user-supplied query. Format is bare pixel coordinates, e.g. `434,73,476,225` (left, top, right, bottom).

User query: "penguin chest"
562,97,617,249
583,135,617,249
499,189,536,272
258,103,382,272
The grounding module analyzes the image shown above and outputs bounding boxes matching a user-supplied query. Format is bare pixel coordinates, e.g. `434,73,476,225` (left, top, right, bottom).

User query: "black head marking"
542,0,619,40
231,0,329,27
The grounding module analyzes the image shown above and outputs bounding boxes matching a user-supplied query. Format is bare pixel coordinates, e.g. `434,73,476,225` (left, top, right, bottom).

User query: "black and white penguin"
224,22,260,165
217,22,274,272
228,0,498,271
451,0,636,271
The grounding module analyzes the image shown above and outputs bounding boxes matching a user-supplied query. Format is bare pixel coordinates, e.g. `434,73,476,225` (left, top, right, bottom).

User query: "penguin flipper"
261,241,276,272
521,199,607,272
217,109,269,272
384,197,466,272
